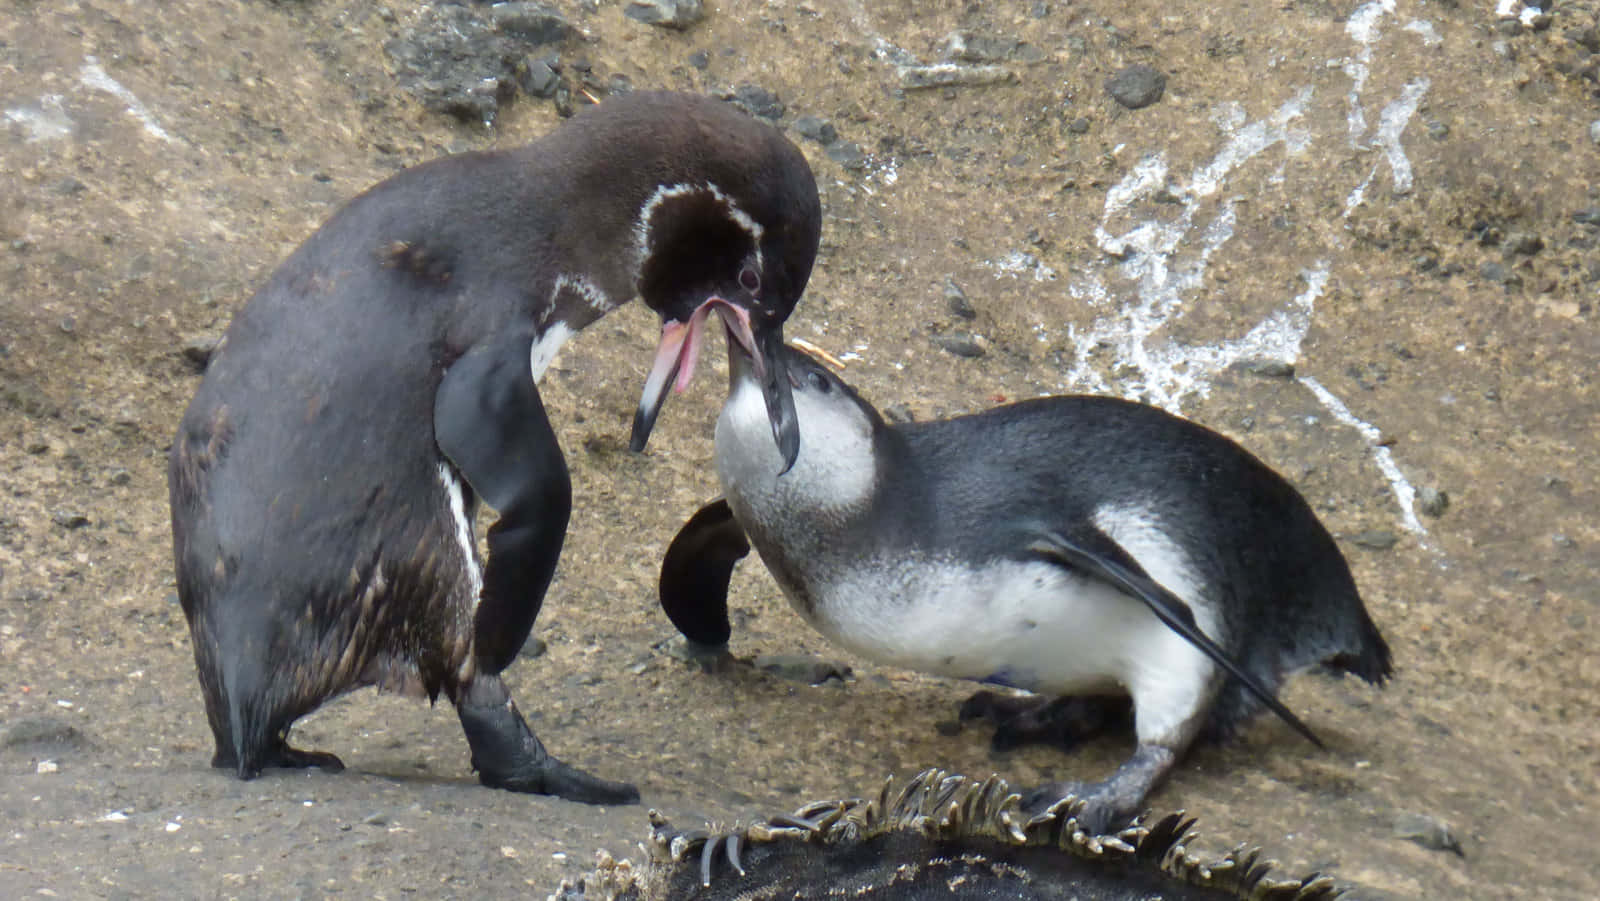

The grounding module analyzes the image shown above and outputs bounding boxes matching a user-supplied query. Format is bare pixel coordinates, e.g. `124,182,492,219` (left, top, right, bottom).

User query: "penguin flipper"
434,331,571,674
1024,529,1324,749
659,498,750,649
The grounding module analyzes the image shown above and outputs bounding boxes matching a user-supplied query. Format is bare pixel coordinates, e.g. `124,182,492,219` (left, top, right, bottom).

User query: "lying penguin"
549,768,1355,899
659,344,1392,830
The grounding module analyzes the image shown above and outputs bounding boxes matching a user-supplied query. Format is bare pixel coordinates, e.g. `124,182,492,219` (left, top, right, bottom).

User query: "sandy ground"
1,1,1596,898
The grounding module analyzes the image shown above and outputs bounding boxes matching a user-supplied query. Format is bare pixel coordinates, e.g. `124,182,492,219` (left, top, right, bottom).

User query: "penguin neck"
715,371,881,540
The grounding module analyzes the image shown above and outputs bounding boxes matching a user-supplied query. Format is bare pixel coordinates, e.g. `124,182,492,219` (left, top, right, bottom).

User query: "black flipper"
1026,529,1324,749
434,331,571,674
659,498,750,648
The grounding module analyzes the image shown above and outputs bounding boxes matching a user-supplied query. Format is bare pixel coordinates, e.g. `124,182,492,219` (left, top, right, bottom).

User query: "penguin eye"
738,267,761,294
806,370,831,393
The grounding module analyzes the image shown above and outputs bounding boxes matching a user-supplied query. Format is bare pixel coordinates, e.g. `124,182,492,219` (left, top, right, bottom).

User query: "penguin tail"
1324,608,1394,686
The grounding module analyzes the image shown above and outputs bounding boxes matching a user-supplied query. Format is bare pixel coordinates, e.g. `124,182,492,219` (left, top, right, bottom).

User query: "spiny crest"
554,769,1356,899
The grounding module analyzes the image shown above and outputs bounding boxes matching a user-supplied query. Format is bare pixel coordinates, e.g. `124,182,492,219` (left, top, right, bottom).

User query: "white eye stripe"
633,181,765,274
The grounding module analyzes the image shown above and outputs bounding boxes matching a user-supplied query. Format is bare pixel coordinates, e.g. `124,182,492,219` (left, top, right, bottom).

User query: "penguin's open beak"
630,299,800,473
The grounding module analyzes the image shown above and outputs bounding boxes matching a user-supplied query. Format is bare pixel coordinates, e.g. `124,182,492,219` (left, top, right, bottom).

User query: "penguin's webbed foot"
482,753,641,806
958,692,1131,753
1021,743,1178,835
266,743,346,774
211,737,345,778
456,676,640,806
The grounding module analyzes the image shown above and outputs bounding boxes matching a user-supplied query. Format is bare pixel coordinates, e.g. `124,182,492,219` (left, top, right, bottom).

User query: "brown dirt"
2,1,1596,898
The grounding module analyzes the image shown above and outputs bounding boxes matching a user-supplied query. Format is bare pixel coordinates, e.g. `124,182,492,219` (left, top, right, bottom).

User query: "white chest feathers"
714,376,878,529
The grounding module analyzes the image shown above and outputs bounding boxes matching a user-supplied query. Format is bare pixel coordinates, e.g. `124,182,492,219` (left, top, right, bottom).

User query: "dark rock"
933,719,963,736
386,6,518,124
1066,116,1091,134
1392,812,1465,857
1478,261,1507,282
1351,530,1398,550
754,653,851,685
624,0,704,30
1575,207,1600,227
934,333,986,358
1426,120,1449,140
520,58,560,97
489,2,575,45
519,635,548,659
792,115,837,145
1417,486,1449,518
108,468,132,486
608,73,633,95
824,140,866,170
1105,64,1166,110
687,49,710,69
729,83,784,119
944,278,976,319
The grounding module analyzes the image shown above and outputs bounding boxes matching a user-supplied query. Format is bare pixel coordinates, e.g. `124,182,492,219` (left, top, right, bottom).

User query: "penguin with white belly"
659,344,1392,831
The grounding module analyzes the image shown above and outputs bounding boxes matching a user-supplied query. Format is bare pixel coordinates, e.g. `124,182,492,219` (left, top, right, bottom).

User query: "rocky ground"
2,0,1597,898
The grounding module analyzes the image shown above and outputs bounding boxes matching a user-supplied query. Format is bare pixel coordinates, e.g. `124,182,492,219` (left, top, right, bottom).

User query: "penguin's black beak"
630,299,800,474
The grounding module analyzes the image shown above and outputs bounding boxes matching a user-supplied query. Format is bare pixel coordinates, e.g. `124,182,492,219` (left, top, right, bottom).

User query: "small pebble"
731,83,785,119
897,63,1014,90
1504,232,1543,256
1392,812,1464,857
1417,486,1449,518
824,141,866,170
792,115,837,145
1241,358,1295,379
180,336,220,371
1066,117,1091,135
1351,530,1397,550
884,403,916,424
687,49,710,70
521,59,560,98
1105,64,1166,109
37,760,60,774
933,333,986,358
1589,119,1600,145
754,654,851,685
624,0,704,30
943,279,976,319
52,511,91,529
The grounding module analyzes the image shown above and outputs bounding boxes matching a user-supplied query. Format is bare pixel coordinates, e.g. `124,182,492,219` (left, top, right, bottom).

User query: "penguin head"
627,105,820,474
717,344,883,515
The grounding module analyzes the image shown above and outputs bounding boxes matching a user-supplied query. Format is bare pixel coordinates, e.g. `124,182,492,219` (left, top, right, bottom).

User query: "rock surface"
0,1,1596,899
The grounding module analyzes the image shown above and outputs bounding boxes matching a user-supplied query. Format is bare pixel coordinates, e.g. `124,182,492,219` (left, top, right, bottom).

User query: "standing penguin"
661,345,1391,828
168,92,820,803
